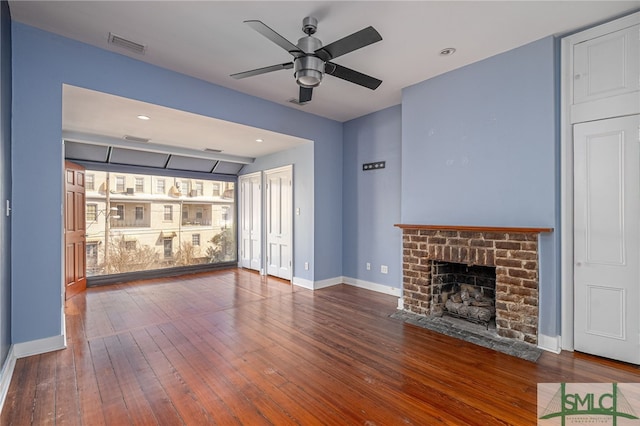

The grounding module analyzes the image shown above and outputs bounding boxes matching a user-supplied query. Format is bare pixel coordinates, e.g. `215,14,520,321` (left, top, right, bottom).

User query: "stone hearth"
396,225,552,345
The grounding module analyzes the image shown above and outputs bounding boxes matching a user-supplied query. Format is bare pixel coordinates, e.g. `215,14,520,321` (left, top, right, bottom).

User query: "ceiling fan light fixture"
294,56,324,88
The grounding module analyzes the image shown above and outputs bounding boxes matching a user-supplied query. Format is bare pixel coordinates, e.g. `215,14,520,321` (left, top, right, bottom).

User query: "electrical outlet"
381,265,388,274
304,262,309,270
366,262,371,270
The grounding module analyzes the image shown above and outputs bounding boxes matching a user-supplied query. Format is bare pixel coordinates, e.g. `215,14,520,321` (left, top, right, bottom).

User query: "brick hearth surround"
396,225,553,345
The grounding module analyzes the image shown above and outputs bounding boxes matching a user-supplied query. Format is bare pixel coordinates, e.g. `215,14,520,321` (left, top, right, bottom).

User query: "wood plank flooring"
2,268,639,425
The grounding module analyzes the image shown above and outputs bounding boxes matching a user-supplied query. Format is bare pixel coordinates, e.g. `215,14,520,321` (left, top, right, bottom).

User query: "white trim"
292,276,314,290
13,335,66,359
397,297,404,310
342,276,402,297
560,34,575,352
313,276,343,290
0,345,16,414
538,334,562,354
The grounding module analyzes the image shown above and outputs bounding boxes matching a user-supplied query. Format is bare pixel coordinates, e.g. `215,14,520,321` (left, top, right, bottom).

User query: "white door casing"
573,115,640,364
265,166,292,280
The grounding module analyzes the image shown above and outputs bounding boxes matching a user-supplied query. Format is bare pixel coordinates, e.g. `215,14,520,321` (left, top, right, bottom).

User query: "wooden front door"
65,161,87,299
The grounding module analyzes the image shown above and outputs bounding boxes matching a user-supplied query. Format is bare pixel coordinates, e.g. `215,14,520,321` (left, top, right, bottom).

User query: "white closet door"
265,166,292,280
239,172,261,271
574,115,640,364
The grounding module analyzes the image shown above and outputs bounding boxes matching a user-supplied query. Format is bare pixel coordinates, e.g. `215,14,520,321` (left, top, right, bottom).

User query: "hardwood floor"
2,268,638,425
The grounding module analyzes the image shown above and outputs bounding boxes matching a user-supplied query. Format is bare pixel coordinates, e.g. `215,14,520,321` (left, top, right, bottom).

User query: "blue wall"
0,0,11,365
11,23,342,343
343,105,402,288
401,37,559,337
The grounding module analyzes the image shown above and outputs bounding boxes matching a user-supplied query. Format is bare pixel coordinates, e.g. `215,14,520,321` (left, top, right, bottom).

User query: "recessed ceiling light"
137,115,150,120
256,138,263,143
439,48,456,56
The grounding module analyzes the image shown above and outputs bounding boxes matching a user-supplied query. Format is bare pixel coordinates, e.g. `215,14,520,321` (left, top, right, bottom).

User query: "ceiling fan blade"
315,26,382,62
299,87,313,103
230,62,293,79
244,20,305,57
325,62,382,90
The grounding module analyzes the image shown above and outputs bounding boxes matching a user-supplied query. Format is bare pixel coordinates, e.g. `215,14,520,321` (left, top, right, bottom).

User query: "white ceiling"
9,1,639,159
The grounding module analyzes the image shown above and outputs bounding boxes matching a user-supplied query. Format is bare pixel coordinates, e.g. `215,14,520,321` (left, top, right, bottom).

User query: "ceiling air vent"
123,135,150,143
108,32,146,54
204,148,223,153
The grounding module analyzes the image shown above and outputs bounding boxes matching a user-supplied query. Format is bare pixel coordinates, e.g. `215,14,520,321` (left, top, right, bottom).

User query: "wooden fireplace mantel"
394,224,553,234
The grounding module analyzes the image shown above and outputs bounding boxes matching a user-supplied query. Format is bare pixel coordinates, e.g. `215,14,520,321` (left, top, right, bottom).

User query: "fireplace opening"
430,261,496,327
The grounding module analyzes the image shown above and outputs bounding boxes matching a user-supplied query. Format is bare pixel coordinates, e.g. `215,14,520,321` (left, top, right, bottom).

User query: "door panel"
265,166,292,280
574,115,640,364
239,173,261,271
64,161,87,299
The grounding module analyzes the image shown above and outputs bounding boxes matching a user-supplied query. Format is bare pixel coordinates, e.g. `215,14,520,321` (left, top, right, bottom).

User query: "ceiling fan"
231,17,383,104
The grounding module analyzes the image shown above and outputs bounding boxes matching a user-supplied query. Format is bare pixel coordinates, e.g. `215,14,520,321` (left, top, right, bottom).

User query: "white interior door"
265,166,292,280
574,114,640,364
239,172,261,271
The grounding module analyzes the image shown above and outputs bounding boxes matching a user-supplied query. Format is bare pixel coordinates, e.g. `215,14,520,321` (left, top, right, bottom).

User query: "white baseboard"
0,345,16,415
537,334,562,354
292,276,314,290
342,276,402,297
313,276,343,290
13,334,66,359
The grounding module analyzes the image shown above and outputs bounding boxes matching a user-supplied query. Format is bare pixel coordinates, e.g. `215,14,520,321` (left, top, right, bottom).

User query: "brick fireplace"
396,225,552,345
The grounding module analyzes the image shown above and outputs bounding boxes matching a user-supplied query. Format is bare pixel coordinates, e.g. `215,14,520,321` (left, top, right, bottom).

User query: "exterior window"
192,234,200,246
196,208,203,221
163,239,173,258
135,178,144,193
135,206,144,221
212,183,220,196
164,205,173,221
156,179,165,194
86,243,98,261
195,182,203,196
181,180,190,194
115,176,125,192
86,204,97,221
86,174,95,191
115,205,124,221
183,208,188,221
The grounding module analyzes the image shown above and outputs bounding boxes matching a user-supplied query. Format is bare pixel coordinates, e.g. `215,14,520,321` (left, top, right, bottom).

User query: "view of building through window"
84,170,236,277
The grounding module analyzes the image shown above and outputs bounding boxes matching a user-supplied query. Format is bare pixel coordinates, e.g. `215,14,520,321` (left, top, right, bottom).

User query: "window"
164,205,173,221
86,204,97,221
86,174,95,191
115,176,125,192
181,180,190,194
83,170,237,279
115,205,124,221
212,183,220,196
163,239,173,258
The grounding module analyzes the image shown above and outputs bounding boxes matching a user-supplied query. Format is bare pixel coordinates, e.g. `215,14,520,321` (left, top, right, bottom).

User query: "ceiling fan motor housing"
295,34,324,87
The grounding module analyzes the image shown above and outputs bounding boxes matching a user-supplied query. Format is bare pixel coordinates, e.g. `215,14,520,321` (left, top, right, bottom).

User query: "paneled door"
573,115,640,364
265,166,292,280
239,172,262,272
64,161,87,299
